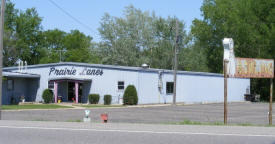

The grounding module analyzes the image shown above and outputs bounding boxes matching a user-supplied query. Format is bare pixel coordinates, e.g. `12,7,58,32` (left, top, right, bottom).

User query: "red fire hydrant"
101,113,108,123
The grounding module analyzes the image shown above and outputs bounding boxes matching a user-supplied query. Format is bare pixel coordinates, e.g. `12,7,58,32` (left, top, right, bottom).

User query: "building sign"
234,58,274,78
49,67,103,76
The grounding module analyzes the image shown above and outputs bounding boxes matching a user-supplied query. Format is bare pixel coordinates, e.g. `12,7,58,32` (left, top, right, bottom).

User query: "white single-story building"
2,62,250,105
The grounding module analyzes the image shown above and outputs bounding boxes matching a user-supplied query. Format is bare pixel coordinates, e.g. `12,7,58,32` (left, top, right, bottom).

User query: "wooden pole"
269,78,273,125
0,0,6,120
224,60,228,125
173,20,178,105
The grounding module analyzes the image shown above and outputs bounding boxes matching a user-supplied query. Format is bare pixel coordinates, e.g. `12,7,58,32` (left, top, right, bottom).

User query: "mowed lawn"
78,104,124,108
2,104,74,110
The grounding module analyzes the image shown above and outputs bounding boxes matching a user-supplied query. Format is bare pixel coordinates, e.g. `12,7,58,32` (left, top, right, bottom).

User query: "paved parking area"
2,102,275,125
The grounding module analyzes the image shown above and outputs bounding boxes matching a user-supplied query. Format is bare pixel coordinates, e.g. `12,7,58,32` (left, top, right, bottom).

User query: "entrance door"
68,82,75,102
68,82,83,103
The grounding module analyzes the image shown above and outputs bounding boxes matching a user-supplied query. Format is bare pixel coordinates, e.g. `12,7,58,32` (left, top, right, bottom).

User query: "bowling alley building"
1,62,250,105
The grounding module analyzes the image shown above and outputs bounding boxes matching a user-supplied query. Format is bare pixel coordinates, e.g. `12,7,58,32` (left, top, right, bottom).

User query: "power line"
48,0,100,38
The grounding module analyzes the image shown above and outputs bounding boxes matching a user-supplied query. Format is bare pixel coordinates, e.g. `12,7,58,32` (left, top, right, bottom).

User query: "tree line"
2,0,275,101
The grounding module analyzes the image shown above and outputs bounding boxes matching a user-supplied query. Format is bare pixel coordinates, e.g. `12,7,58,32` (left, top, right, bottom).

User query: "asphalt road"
2,102,275,125
0,120,275,144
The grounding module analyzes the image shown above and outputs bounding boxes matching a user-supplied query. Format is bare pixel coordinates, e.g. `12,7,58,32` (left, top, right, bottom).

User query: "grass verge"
167,119,275,127
66,119,82,122
2,104,74,110
76,104,125,108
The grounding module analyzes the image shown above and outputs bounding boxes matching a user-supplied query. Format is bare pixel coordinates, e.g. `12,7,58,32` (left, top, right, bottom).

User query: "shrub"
88,94,100,104
104,95,112,105
123,85,138,105
42,89,53,103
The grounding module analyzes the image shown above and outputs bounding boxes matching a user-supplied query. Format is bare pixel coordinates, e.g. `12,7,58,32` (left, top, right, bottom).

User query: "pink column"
54,81,58,103
75,82,79,103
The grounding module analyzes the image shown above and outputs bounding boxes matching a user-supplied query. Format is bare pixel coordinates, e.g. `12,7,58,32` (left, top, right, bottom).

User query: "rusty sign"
234,58,274,78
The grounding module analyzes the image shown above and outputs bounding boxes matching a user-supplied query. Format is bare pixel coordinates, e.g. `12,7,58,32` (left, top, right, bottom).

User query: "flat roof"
3,62,224,77
3,71,40,78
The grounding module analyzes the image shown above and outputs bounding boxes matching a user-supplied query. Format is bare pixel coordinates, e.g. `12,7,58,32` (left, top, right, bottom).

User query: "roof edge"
3,62,224,77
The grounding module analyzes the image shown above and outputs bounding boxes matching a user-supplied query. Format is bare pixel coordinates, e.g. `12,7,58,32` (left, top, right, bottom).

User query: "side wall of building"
162,73,249,104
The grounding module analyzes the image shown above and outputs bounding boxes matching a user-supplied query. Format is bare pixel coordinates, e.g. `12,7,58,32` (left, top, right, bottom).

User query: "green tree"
2,1,99,66
2,1,44,66
39,29,66,63
98,5,188,70
15,8,43,65
2,1,20,66
191,0,275,100
63,30,98,63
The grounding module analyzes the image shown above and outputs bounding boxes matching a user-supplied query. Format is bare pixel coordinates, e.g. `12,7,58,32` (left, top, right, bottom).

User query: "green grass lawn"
166,119,275,127
2,104,74,110
77,104,125,108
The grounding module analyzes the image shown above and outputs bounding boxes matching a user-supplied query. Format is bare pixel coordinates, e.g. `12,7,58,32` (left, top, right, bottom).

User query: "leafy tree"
2,1,43,66
64,30,94,63
15,8,43,65
98,6,188,70
2,1,99,66
39,29,66,63
191,0,275,100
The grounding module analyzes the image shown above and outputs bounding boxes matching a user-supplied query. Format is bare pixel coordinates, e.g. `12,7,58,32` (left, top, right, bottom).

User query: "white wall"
6,63,250,104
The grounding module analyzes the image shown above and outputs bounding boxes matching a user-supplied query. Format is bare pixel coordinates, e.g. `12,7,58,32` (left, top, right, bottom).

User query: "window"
118,81,124,90
48,81,54,90
7,79,13,91
166,82,174,94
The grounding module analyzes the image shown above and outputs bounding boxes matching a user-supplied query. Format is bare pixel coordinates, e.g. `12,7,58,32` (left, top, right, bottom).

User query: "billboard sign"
233,58,274,78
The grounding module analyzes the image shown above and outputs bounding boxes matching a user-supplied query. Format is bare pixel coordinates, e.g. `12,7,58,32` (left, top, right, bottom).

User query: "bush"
123,85,138,105
42,89,53,103
88,94,100,104
104,95,112,105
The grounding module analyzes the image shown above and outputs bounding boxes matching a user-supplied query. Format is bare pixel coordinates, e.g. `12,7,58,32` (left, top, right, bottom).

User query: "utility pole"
54,49,66,62
173,20,179,105
0,0,5,120
224,60,228,124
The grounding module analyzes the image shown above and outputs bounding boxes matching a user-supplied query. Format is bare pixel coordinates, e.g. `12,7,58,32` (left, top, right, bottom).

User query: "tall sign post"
270,79,273,125
222,38,234,124
223,38,274,125
223,60,228,124
0,0,5,120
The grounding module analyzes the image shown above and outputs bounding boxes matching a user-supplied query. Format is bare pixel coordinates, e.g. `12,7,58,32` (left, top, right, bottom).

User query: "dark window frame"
166,82,174,94
48,81,54,90
118,81,124,90
7,79,14,91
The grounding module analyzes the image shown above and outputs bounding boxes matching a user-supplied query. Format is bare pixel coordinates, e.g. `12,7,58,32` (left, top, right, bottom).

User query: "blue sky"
10,0,203,42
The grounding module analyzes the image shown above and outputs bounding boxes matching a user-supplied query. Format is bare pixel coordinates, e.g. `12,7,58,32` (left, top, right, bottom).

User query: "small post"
269,78,273,125
224,60,228,125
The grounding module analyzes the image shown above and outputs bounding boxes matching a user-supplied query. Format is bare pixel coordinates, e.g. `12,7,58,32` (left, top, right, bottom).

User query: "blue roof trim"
3,62,225,77
3,71,40,78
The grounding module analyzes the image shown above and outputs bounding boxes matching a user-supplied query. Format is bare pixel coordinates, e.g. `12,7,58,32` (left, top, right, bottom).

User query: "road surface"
0,120,275,144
